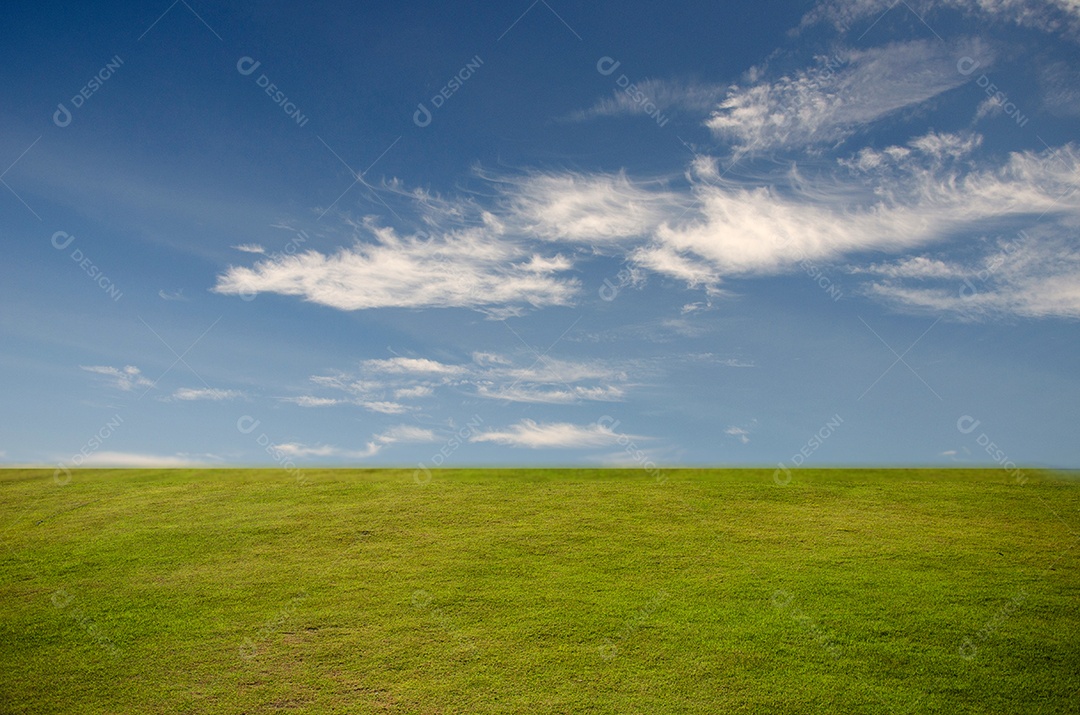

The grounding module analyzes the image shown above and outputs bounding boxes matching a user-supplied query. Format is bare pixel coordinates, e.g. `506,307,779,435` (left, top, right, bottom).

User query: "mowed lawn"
1,468,1078,714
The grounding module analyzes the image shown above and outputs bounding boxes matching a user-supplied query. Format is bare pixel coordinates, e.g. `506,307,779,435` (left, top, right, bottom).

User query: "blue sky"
2,0,1079,472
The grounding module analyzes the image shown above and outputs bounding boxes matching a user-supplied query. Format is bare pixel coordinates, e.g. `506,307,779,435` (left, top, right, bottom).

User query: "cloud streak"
274,425,438,460
568,78,729,122
706,40,989,153
170,388,244,401
470,419,637,449
74,451,211,467
214,216,578,314
80,365,155,392
803,0,1080,40
296,352,635,408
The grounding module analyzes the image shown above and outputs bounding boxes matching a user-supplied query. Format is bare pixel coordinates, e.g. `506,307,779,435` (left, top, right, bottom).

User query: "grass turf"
1,468,1078,713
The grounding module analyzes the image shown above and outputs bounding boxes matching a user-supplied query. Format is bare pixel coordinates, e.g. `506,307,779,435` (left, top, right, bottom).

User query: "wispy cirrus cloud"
725,426,752,444
475,384,626,404
633,135,1080,303
274,425,437,460
361,357,467,375
73,451,213,467
802,0,1080,39
567,78,729,122
217,115,1080,323
504,171,683,244
293,352,635,408
169,387,244,401
359,400,410,415
470,419,636,449
214,216,578,315
859,229,1080,320
283,396,343,407
80,365,155,392
394,385,434,399
1039,61,1080,117
706,39,990,154
489,128,1080,320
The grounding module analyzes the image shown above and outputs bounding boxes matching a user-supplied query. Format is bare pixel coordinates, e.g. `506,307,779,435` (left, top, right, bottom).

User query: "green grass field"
2,468,1078,714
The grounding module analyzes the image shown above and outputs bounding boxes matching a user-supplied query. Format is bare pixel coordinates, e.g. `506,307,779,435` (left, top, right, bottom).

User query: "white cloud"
220,126,1080,323
170,388,244,401
862,231,1080,320
283,396,343,407
358,400,410,415
75,451,209,467
377,425,439,443
850,255,970,279
725,426,751,444
394,385,434,399
498,357,629,386
476,384,625,404
273,443,355,458
307,353,633,407
633,139,1080,298
158,289,188,301
907,131,984,161
232,243,266,254
803,0,1080,39
472,351,512,366
472,131,1070,319
361,357,467,376
568,78,729,121
470,419,635,449
505,136,1079,319
706,40,989,153
80,365,155,392
505,172,682,243
631,243,722,291
273,424,437,460
974,96,1006,123
308,374,382,394
214,218,578,313
1039,61,1080,117
284,384,410,413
